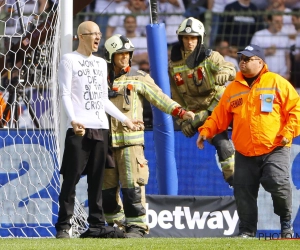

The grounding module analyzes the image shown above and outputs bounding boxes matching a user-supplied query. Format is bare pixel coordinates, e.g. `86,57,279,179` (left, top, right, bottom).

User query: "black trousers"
55,128,109,231
234,147,292,235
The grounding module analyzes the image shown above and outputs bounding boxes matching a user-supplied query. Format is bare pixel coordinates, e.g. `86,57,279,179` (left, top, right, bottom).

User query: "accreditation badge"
260,94,274,112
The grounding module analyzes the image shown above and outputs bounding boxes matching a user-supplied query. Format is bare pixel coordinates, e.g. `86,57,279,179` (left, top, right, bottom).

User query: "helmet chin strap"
108,64,130,89
121,65,131,75
108,67,115,87
112,64,131,78
185,37,206,69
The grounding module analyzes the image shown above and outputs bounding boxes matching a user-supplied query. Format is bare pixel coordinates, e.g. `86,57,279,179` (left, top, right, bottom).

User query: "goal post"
59,0,89,238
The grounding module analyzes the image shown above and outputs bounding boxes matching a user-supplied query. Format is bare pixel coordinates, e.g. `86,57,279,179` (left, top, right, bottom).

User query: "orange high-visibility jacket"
199,65,300,156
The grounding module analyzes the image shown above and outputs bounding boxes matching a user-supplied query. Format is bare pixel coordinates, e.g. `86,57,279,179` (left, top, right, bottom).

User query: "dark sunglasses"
239,56,260,63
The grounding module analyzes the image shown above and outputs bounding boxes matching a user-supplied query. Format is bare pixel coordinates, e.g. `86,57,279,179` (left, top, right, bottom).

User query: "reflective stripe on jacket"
199,64,300,156
109,70,180,147
168,50,235,112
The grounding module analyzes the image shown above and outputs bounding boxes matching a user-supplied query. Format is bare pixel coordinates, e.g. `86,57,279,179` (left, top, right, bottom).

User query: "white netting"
71,196,88,238
0,0,69,237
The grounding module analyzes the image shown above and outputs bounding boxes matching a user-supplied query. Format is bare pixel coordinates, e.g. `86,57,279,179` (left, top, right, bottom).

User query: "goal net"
0,0,88,237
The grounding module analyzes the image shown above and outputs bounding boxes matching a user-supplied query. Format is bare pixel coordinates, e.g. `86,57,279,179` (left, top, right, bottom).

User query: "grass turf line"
0,238,300,250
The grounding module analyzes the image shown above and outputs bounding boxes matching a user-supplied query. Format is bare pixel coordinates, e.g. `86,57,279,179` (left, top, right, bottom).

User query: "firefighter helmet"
176,17,205,44
104,34,135,64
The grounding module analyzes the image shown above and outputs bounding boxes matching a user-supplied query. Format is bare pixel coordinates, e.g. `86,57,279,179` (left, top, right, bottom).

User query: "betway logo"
146,204,239,235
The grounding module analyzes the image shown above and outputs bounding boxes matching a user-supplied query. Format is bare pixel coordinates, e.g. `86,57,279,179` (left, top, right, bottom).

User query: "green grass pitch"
1,238,300,250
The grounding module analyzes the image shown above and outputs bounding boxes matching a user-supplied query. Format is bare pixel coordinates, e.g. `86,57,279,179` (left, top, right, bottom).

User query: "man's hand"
132,119,145,131
182,111,195,121
71,121,85,136
215,71,230,85
196,134,206,149
277,134,290,146
180,120,196,137
281,137,290,145
123,118,143,131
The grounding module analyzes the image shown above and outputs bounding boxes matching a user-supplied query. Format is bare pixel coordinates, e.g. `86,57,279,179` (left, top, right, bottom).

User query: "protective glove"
191,110,209,129
224,174,234,188
179,110,209,137
215,71,230,85
180,120,197,137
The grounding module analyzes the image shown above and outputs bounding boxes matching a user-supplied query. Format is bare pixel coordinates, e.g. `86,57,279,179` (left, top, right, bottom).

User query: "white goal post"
0,0,88,237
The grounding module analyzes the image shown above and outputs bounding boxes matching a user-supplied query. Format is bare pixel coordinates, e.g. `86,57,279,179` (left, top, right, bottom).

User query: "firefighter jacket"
108,69,182,147
168,49,236,114
199,64,300,157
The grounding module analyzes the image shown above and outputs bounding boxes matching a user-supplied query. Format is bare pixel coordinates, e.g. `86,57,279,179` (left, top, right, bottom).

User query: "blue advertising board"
144,131,300,237
0,129,59,237
0,130,299,237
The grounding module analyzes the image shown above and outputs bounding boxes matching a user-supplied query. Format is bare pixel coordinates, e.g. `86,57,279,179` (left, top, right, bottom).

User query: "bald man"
55,21,137,239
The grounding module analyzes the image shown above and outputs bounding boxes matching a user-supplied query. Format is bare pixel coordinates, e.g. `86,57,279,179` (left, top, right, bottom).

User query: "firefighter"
168,17,236,186
102,34,195,237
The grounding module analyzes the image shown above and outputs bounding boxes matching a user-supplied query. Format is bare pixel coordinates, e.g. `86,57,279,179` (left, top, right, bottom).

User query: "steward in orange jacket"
198,63,300,156
197,44,300,238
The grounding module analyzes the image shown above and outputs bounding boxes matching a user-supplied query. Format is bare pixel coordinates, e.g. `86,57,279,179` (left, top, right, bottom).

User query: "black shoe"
80,226,125,238
237,232,255,238
281,220,294,238
56,229,70,239
125,225,145,238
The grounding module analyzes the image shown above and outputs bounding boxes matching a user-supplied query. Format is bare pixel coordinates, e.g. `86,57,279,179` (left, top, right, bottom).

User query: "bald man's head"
76,21,101,56
77,21,99,37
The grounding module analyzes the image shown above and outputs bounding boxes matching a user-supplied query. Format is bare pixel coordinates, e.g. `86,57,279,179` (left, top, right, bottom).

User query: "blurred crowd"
1,0,300,90
79,0,300,89
0,0,56,128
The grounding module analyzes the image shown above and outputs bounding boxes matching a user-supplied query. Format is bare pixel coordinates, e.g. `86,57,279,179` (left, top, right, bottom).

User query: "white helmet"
104,34,135,64
176,17,206,44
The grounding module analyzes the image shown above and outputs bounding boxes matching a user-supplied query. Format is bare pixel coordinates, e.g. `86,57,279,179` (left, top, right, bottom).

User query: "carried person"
168,17,237,186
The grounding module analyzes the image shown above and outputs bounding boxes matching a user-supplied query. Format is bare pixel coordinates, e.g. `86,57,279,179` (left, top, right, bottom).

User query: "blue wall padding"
146,23,178,195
